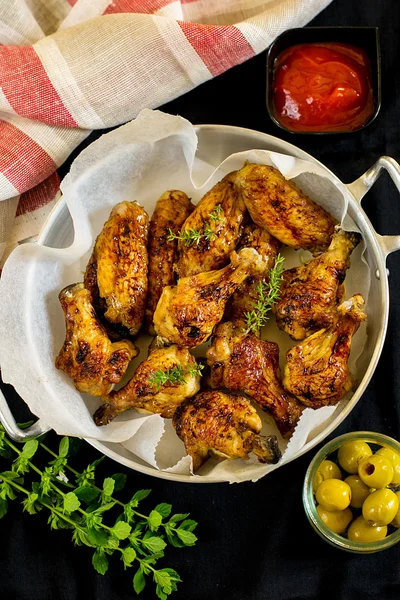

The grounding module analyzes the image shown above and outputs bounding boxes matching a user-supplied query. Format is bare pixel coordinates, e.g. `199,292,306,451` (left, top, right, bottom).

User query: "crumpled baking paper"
0,109,369,482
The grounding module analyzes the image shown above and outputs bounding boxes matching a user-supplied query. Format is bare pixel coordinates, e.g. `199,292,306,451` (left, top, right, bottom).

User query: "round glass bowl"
303,431,400,553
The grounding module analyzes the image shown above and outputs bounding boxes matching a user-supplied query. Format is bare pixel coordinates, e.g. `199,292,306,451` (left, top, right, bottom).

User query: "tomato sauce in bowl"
272,43,374,133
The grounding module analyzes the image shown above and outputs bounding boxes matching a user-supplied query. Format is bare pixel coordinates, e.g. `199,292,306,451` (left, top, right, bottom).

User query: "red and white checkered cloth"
0,0,332,266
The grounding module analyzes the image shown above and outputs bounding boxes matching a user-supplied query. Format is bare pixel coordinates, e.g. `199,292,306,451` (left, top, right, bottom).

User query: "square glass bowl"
303,431,400,553
266,27,381,134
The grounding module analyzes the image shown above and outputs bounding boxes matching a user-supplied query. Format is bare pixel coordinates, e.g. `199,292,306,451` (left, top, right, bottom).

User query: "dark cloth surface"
1,1,400,599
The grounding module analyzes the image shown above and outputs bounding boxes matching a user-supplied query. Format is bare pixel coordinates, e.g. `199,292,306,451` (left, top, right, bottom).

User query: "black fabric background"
1,1,400,598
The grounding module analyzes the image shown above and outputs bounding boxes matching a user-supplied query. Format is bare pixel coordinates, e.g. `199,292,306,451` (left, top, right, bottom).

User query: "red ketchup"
272,43,374,132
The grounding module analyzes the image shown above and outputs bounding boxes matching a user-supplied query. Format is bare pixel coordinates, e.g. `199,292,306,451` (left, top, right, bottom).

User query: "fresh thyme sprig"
0,424,198,599
167,204,224,247
149,363,204,393
244,253,285,334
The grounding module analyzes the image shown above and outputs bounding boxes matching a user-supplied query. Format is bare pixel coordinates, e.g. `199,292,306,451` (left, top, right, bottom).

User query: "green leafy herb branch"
0,424,198,599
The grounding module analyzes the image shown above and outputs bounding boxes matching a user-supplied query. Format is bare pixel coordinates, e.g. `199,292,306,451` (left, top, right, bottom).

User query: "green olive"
344,475,370,509
315,479,351,511
376,447,400,485
358,454,394,488
337,440,372,474
362,488,399,526
313,460,342,491
391,492,400,528
348,516,387,543
316,505,352,534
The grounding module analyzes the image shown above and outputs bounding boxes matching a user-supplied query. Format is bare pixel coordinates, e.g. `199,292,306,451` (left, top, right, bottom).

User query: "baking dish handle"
347,156,400,258
0,388,50,441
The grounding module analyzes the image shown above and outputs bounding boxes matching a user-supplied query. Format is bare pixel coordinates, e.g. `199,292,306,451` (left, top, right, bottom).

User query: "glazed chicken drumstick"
175,172,246,278
283,294,366,408
93,345,201,425
153,247,265,348
55,283,138,396
206,321,303,437
145,190,193,335
173,390,281,471
84,201,149,337
274,227,361,340
234,163,336,254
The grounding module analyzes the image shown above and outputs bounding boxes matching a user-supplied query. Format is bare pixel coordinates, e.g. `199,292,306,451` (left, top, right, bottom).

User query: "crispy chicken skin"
176,173,246,278
206,321,303,437
93,345,201,425
84,201,149,337
234,163,336,253
55,283,138,396
153,247,266,348
173,390,281,471
228,222,281,323
145,190,193,335
275,228,361,340
283,294,366,408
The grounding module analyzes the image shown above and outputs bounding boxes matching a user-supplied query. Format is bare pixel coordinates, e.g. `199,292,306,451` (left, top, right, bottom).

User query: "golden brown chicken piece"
55,284,138,396
84,201,149,337
173,390,281,471
274,228,361,340
176,172,246,278
145,190,193,335
283,295,366,408
228,222,281,323
153,247,265,348
234,163,336,253
93,345,201,425
206,321,303,437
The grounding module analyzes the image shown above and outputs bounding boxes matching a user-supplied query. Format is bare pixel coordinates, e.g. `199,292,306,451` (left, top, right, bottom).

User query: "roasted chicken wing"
227,222,281,324
176,173,246,278
55,284,138,396
206,321,303,437
145,190,193,335
275,228,361,340
84,201,149,337
283,294,366,408
153,247,265,348
93,345,201,425
234,163,336,253
173,390,281,471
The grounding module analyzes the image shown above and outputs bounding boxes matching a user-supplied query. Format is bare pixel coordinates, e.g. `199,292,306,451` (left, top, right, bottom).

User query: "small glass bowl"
303,431,400,553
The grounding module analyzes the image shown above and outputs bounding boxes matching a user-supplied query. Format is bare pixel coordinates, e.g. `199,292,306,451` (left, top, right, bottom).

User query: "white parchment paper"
0,110,370,482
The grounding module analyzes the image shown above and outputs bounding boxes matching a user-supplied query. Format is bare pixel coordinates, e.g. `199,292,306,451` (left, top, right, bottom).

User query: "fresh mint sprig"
0,425,198,599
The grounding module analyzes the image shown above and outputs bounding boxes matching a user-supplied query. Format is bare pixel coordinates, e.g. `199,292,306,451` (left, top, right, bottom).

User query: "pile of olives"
313,440,400,542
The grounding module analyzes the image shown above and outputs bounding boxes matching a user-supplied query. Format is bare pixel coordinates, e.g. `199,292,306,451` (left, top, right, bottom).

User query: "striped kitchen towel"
0,0,332,266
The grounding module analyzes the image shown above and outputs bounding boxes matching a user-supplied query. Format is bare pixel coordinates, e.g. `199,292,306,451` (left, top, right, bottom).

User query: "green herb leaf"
179,519,198,532
168,513,189,524
121,547,136,569
130,489,151,507
176,528,197,546
112,521,132,540
0,498,8,518
93,501,116,514
111,473,127,492
92,549,109,575
101,477,115,504
74,486,100,504
133,568,146,595
148,510,163,531
63,492,81,514
22,492,39,514
244,253,285,334
154,503,172,518
58,437,69,458
86,526,109,547
142,536,167,553
21,439,39,459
